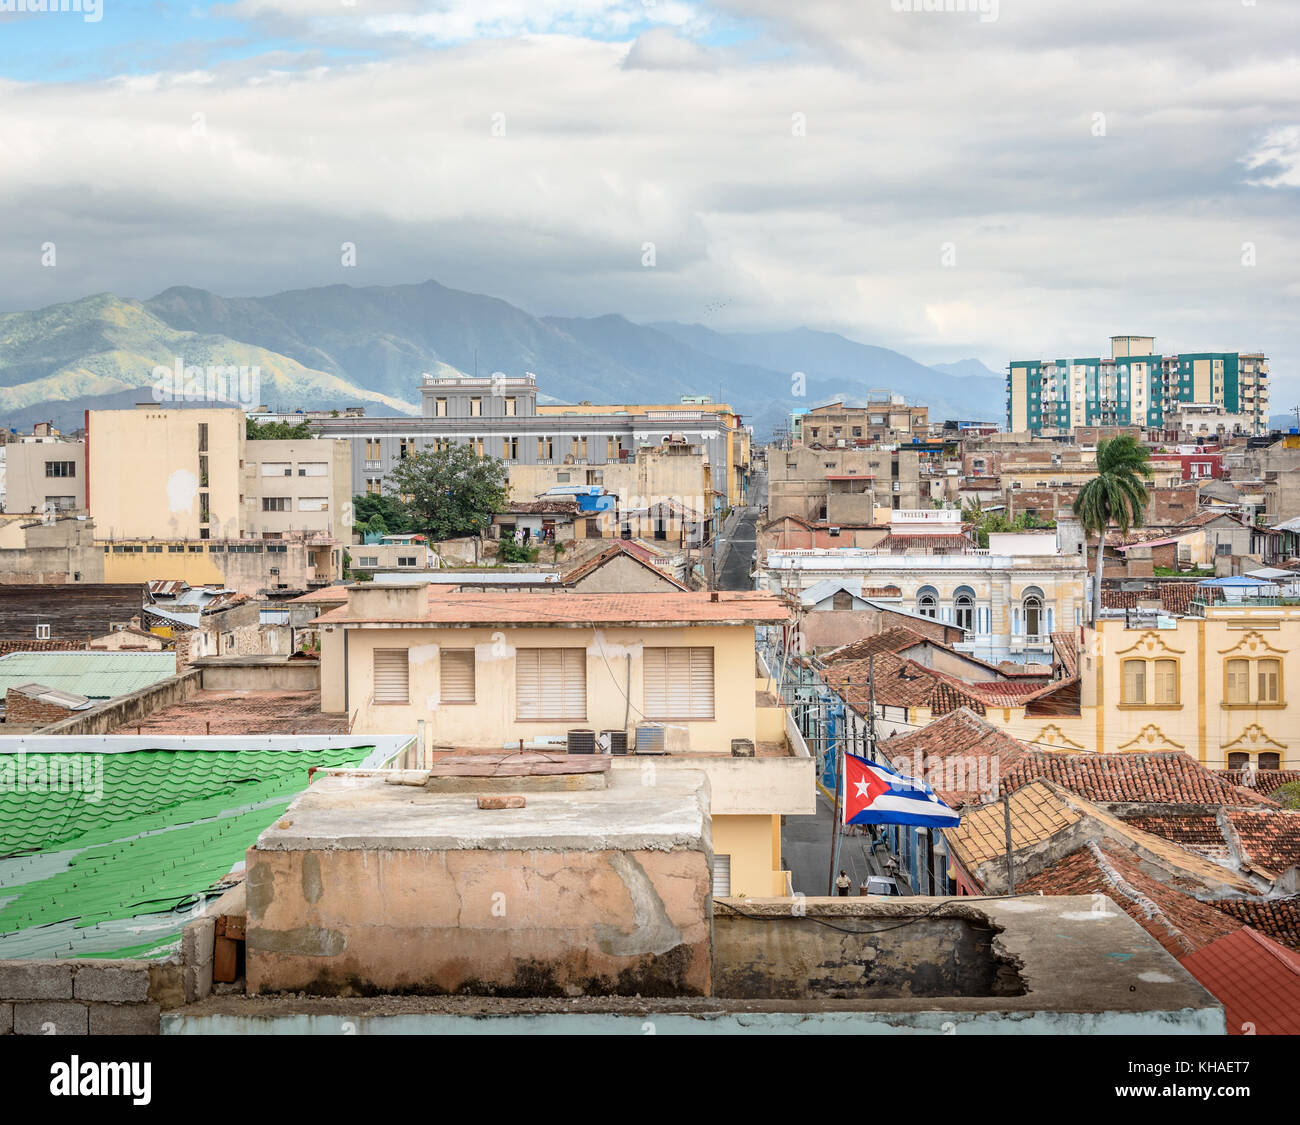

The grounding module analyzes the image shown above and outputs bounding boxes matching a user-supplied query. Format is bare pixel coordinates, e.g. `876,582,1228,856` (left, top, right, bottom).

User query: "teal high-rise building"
1006,336,1268,436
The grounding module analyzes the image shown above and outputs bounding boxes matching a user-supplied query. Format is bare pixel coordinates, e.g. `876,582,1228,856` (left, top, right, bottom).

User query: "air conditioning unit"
566,729,596,754
634,724,666,754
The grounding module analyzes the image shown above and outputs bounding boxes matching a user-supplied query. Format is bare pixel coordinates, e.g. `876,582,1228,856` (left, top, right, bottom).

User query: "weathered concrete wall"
244,846,712,998
195,658,320,692
5,688,77,728
38,668,201,735
712,901,1024,1000
0,959,183,1035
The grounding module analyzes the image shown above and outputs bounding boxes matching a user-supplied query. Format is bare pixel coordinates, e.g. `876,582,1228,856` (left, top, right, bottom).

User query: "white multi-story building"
758,510,1089,664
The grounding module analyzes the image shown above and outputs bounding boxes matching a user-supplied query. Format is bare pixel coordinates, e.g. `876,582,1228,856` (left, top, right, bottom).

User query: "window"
506,436,519,460
399,440,412,460
373,649,409,704
1154,659,1178,705
916,586,938,619
504,397,517,417
831,590,855,611
198,422,208,452
1122,659,1147,705
365,478,381,495
1258,659,1280,704
262,497,290,511
365,438,382,460
435,397,448,418
954,587,975,632
1022,589,1044,638
45,461,76,477
298,497,329,512
440,649,476,704
261,462,292,477
358,555,379,567
644,648,715,720
397,555,417,567
44,495,76,511
199,494,210,524
471,436,484,457
298,462,328,477
35,623,51,640
516,648,586,720
575,435,588,460
1226,657,1282,706
1259,752,1281,770
470,396,482,417
538,436,554,460
712,854,731,897
556,472,570,483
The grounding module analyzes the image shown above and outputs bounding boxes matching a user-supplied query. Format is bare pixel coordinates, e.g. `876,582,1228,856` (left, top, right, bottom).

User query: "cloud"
0,0,1296,402
623,27,715,71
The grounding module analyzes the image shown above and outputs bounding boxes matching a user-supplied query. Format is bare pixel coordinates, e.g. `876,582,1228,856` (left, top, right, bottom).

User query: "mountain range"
0,280,1005,436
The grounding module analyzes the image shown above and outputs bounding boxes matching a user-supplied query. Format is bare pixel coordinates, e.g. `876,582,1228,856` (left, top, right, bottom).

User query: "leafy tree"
247,418,314,440
385,445,510,541
1072,434,1153,623
350,492,411,537
499,539,540,564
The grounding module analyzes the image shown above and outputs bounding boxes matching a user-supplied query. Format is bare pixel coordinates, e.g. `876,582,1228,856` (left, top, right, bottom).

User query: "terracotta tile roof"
876,708,1026,804
1224,810,1300,880
1018,840,1242,958
1217,770,1300,803
945,780,1082,869
1098,583,1221,615
0,640,87,655
827,652,942,711
821,627,931,665
874,533,977,553
1120,814,1232,862
1003,750,1270,807
315,590,791,626
1214,897,1300,952
1051,631,1078,678
497,500,580,515
560,542,689,591
1178,927,1300,1035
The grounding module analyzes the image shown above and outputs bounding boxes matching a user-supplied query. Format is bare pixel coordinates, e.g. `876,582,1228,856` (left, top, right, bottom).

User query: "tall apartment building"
1007,336,1269,436
84,406,350,591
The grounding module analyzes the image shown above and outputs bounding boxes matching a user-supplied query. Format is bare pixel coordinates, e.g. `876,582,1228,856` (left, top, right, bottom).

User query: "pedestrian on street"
835,870,851,896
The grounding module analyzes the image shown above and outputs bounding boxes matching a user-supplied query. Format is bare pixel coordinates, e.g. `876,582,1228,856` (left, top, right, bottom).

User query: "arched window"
953,586,976,632
1022,587,1044,639
917,585,939,619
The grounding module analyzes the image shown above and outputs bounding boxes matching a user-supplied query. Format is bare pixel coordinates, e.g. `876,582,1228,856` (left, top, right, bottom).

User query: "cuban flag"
843,752,961,829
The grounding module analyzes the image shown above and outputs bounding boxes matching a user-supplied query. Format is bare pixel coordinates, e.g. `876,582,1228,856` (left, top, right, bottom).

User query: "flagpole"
827,679,844,896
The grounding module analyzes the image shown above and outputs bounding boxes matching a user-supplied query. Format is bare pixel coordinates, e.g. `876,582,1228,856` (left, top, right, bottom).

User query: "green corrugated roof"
0,651,177,700
0,746,372,958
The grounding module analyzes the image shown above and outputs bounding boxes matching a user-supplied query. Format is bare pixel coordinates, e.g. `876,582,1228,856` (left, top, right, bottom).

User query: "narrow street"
714,469,765,590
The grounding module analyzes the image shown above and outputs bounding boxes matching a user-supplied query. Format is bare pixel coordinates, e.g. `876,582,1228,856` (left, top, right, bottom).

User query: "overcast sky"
1,0,1297,399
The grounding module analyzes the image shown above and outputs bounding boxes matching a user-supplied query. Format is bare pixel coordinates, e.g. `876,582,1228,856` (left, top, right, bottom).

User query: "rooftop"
314,589,791,627
1178,927,1300,1035
0,739,386,958
108,689,348,735
0,651,176,701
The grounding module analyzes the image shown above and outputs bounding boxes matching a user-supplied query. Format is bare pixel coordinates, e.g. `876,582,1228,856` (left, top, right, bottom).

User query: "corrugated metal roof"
0,651,176,700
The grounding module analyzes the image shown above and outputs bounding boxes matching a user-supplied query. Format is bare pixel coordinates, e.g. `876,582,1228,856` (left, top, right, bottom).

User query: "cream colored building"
311,585,812,895
901,599,1300,771
86,406,350,587
760,511,1089,665
3,440,85,516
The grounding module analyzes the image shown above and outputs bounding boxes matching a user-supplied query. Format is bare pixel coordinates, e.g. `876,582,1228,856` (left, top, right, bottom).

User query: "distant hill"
930,358,1003,381
0,281,1004,435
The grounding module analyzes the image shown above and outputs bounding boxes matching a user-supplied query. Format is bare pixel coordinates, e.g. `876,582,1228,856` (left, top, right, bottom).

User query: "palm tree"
1073,434,1154,623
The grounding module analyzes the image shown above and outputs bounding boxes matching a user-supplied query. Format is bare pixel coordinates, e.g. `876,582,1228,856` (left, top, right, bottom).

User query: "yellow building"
312,585,813,895
903,599,1300,770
